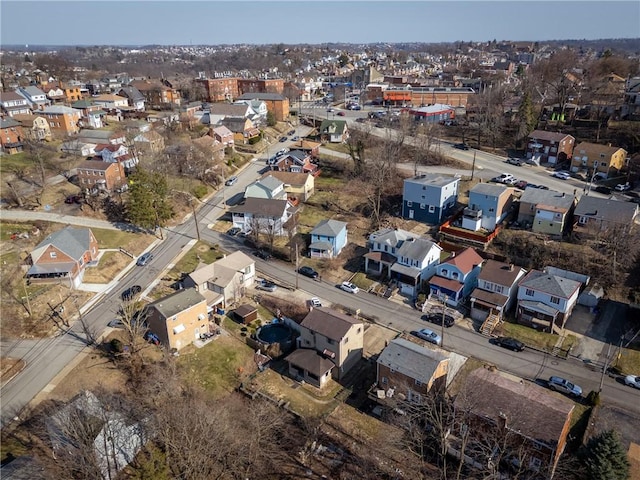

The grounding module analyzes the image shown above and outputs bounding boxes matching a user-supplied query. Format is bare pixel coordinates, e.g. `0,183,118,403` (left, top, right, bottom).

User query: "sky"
1,1,639,46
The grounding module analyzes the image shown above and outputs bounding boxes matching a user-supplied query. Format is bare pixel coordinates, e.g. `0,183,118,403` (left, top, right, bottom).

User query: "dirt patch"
0,357,26,384
82,251,129,283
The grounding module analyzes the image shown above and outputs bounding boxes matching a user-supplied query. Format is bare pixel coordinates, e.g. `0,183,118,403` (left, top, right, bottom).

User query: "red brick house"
77,160,126,192
0,117,24,154
526,130,575,166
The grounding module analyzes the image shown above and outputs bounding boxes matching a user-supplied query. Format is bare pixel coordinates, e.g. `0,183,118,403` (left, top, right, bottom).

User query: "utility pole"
441,295,447,348
471,151,477,181
295,243,299,290
599,342,613,392
191,199,201,241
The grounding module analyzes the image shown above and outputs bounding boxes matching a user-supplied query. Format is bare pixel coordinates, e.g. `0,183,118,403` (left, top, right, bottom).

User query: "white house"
17,86,49,107
244,175,288,201
229,197,296,236
92,94,130,110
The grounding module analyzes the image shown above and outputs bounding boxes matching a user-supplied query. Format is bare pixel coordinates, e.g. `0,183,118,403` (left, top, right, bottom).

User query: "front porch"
517,300,562,334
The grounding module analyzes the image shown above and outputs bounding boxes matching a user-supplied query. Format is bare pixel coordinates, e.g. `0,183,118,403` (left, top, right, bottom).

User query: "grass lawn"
169,241,224,280
350,272,375,290
498,322,564,352
614,347,640,375
0,223,36,241
92,227,154,254
0,152,29,174
83,251,127,283
321,143,349,154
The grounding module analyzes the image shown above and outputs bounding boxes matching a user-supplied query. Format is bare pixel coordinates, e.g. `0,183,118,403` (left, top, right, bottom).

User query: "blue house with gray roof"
309,219,348,258
402,173,459,224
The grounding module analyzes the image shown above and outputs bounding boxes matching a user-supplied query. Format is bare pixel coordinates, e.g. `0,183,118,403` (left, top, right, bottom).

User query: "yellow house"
260,170,315,201
146,288,209,351
571,142,628,178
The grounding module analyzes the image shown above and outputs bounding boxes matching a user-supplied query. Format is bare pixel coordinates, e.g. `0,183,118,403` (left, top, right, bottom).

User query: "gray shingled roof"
470,183,512,197
368,228,415,247
519,189,575,210
229,197,288,217
528,130,573,142
311,219,347,237
237,92,285,101
285,349,335,376
574,196,638,225
300,307,361,342
377,338,448,385
396,237,438,261
30,226,93,263
0,118,21,129
149,288,206,319
519,270,581,299
405,173,459,188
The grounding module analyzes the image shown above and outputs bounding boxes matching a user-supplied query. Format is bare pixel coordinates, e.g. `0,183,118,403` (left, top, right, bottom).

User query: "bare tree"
23,140,56,206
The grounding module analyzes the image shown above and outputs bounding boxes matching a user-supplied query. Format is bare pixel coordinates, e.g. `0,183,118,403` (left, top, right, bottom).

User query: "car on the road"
494,336,525,352
506,158,524,166
454,143,470,150
309,297,322,308
422,313,455,328
253,250,272,261
552,171,571,180
594,186,612,195
227,227,241,236
624,375,640,389
492,173,515,184
340,281,359,294
256,280,277,292
514,180,528,189
279,136,287,142
287,129,295,136
136,252,153,266
225,176,238,186
298,266,319,279
615,182,631,192
336,111,345,116
121,285,142,301
535,184,550,190
326,107,334,112
292,136,299,141
413,328,442,346
548,376,582,397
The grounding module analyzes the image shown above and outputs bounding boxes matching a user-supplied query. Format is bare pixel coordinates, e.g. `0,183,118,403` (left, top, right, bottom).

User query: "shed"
234,304,258,324
578,284,604,308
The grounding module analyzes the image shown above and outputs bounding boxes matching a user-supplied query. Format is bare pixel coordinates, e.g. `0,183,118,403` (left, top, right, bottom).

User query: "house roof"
237,92,286,101
256,175,285,192
369,227,418,247
311,219,347,237
519,189,575,210
519,269,581,299
405,173,459,188
429,275,464,293
469,183,512,198
320,119,347,135
291,139,321,151
11,114,41,127
285,349,335,377
0,91,27,102
148,288,206,319
527,130,573,142
30,226,93,263
378,338,448,385
214,250,253,272
574,141,626,157
478,259,526,286
212,125,233,137
440,247,483,274
229,197,289,217
209,103,250,117
0,118,21,129
187,251,253,288
81,160,115,171
118,86,145,102
574,196,638,225
396,237,440,262
260,170,311,186
21,85,47,97
220,117,253,132
40,105,80,115
455,368,574,448
300,307,362,342
470,288,509,308
286,149,309,162
79,128,121,140
71,99,96,108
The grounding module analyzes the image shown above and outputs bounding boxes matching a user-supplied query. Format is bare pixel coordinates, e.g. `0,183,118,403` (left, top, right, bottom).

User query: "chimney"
509,264,514,271
562,192,565,197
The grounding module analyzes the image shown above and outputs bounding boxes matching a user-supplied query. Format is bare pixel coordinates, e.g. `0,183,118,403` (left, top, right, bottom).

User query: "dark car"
454,143,470,150
422,313,455,328
336,111,345,116
287,129,295,136
298,266,319,279
254,250,272,261
227,227,241,236
279,136,287,142
136,252,153,266
65,195,82,204
594,186,612,195
121,285,142,301
494,336,525,352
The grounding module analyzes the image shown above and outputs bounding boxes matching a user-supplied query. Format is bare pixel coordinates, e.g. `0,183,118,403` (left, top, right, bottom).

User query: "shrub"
191,184,208,199
110,338,124,353
586,390,601,407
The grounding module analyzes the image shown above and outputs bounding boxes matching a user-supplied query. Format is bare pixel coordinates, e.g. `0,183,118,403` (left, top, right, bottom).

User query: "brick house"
38,105,82,136
129,80,181,108
236,92,290,122
237,78,284,95
525,130,575,166
12,114,51,141
196,77,239,102
77,160,125,191
0,117,24,154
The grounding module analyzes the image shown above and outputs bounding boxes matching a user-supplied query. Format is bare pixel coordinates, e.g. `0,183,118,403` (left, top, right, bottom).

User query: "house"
319,119,349,143
271,149,318,175
402,173,460,224
525,130,575,166
364,228,442,298
206,103,255,125
71,100,106,129
470,260,527,322
260,170,315,202
77,128,126,146
0,118,24,154
62,84,84,103
196,77,239,103
516,269,582,333
183,251,255,312
129,79,181,108
94,143,138,170
570,142,628,178
229,197,296,236
292,307,364,382
244,175,288,201
133,130,165,155
12,114,51,141
465,183,514,232
219,117,260,144
450,368,574,480
375,338,449,404
517,189,576,236
191,135,225,162
42,84,66,103
117,86,146,111
573,195,639,235
16,86,48,107
146,288,209,351
284,349,335,389
210,125,234,147
309,219,348,259
38,105,82,136
77,160,126,192
290,138,321,158
233,98,268,124
61,140,96,157
26,226,98,288
236,92,290,122
429,247,484,307
0,91,31,117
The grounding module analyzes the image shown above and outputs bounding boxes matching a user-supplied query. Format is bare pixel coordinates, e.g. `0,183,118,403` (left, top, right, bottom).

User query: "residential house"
191,135,225,163
133,130,165,155
12,114,51,141
364,228,442,298
38,105,82,136
237,78,284,95
129,79,181,108
77,160,125,192
71,99,106,129
291,307,364,382
205,103,255,125
196,77,239,103
526,130,575,166
146,289,208,351
229,197,296,236
290,138,321,159
233,98,268,125
450,368,574,480
16,86,48,107
470,260,527,322
429,247,484,307
570,142,628,178
117,86,146,111
573,195,639,235
26,226,98,288
402,173,460,224
236,92,289,122
516,269,582,333
260,170,315,202
624,76,640,118
517,189,576,236
42,84,66,103
0,91,31,117
62,84,84,103
0,118,24,154
244,175,288,201
283,349,336,389
375,338,449,404
94,143,138,170
319,119,349,143
77,128,126,146
271,149,318,175
465,183,514,232
309,219,348,259
210,125,234,147
183,251,255,312
219,117,260,144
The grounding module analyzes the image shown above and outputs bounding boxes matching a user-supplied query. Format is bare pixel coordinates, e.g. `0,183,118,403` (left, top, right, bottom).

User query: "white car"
552,171,571,180
624,375,640,389
492,173,514,184
615,183,631,192
309,297,322,308
340,281,359,294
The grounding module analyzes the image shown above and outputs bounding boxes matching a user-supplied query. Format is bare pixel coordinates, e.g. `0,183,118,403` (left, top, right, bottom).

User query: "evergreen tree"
126,169,173,235
582,430,630,480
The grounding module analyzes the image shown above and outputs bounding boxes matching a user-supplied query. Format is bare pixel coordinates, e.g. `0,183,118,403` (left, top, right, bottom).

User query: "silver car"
548,376,582,397
414,328,442,346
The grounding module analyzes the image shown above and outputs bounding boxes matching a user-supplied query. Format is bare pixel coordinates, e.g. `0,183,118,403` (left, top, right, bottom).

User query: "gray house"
309,219,348,258
573,196,639,234
517,189,576,236
402,173,459,224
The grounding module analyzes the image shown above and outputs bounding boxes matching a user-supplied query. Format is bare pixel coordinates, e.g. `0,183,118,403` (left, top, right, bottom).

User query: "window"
381,376,388,384
525,288,534,296
327,338,335,345
529,457,542,471
50,251,57,259
415,379,423,386
550,296,560,304
452,272,459,280
420,203,426,209
428,205,435,213
407,201,413,207
441,268,448,276
343,337,349,344
489,207,495,213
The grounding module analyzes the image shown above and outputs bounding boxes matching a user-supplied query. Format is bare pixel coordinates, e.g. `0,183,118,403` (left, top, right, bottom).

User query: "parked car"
413,328,442,346
492,173,515,184
227,227,241,236
494,336,525,352
287,129,295,136
136,252,153,266
298,266,319,279
506,158,523,166
624,375,640,389
121,285,142,301
514,180,528,189
454,143,470,150
548,376,582,397
336,111,345,116
536,184,550,190
340,281,359,294
309,297,322,308
552,171,571,180
326,107,334,112
292,136,300,141
279,136,287,142
422,313,455,328
256,280,277,292
253,250,272,261
225,176,238,186
615,182,631,192
594,186,612,194
144,331,160,345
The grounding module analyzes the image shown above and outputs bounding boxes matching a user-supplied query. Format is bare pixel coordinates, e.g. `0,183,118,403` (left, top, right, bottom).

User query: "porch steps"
480,313,502,336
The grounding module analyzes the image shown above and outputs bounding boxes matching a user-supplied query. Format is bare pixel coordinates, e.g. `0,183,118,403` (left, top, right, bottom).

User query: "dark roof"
470,183,512,197
81,160,115,171
237,92,286,101
477,259,526,287
0,118,21,129
528,130,574,142
234,304,257,318
519,189,575,210
285,349,335,376
405,173,459,188
455,368,574,448
574,195,638,225
300,307,362,342
149,288,206,319
518,269,581,299
311,219,347,237
470,288,509,308
118,86,145,102
229,197,288,217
